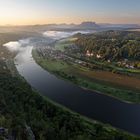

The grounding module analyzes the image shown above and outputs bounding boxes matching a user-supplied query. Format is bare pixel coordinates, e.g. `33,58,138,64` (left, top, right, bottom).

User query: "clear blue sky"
0,0,139,25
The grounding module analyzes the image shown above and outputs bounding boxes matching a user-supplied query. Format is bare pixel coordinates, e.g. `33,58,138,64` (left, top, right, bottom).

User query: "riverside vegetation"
33,31,140,103
0,31,140,139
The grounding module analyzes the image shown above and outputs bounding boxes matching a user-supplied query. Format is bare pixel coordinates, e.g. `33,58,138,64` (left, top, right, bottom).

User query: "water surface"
14,44,140,136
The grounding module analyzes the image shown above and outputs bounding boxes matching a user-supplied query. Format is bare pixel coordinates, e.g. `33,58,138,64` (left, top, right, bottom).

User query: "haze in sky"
0,0,140,25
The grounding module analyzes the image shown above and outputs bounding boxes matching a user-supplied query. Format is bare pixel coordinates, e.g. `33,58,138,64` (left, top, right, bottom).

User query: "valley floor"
0,32,140,139
32,46,140,104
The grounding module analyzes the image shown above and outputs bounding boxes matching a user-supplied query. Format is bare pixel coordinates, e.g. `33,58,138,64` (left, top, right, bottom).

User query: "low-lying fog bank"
43,30,93,39
3,30,93,53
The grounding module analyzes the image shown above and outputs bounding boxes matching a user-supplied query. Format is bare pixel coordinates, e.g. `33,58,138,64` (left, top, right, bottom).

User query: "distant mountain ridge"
99,23,140,28
24,21,140,29
76,22,100,29
0,22,140,32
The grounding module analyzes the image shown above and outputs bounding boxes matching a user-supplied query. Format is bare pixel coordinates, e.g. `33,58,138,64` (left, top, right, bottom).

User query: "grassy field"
55,37,140,78
55,37,77,51
33,49,140,103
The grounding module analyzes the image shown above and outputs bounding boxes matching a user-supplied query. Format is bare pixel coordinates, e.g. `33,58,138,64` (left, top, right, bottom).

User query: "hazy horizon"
1,22,140,27
0,0,140,26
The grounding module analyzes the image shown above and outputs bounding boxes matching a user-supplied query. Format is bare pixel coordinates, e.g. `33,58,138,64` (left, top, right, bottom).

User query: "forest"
75,31,140,63
0,32,139,140
0,62,140,140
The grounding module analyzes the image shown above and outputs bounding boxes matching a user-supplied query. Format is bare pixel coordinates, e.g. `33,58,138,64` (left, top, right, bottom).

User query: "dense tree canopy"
0,61,139,139
75,31,140,61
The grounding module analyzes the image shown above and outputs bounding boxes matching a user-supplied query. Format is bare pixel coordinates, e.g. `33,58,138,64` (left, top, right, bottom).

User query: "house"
90,53,94,56
129,65,134,69
86,50,94,57
124,59,128,62
107,60,111,63
96,54,101,58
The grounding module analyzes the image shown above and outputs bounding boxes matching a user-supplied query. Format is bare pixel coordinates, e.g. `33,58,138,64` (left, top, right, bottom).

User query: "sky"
0,0,140,25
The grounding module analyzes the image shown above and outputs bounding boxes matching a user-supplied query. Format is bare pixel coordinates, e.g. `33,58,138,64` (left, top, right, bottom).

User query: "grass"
33,49,140,103
54,37,140,76
88,59,140,75
1,32,140,139
55,37,77,51
1,69,139,139
108,64,140,74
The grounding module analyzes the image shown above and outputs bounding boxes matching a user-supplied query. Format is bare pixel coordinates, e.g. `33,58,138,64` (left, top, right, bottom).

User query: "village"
35,46,87,67
35,43,139,73
85,50,137,69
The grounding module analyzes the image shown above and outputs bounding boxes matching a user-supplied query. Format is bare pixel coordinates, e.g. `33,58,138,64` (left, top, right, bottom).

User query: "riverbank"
1,33,140,139
32,48,140,104
55,37,140,78
1,71,140,140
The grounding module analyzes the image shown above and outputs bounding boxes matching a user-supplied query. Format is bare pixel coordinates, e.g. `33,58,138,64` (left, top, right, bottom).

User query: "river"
4,32,140,136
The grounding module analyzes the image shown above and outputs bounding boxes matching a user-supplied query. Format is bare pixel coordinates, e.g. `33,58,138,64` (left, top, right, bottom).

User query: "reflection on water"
14,41,140,136
4,31,140,136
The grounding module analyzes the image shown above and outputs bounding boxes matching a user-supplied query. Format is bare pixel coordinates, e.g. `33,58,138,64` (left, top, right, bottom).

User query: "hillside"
75,31,140,63
1,32,139,139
